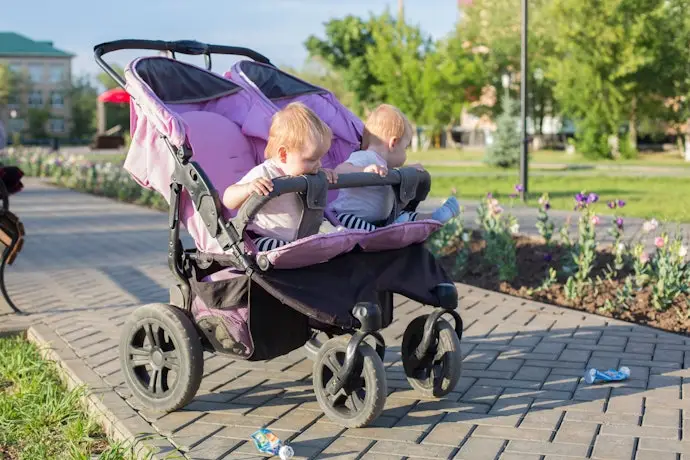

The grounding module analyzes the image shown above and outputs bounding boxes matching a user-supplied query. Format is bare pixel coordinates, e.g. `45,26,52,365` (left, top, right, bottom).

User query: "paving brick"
184,434,240,459
422,422,474,446
513,366,550,382
474,425,552,442
454,438,506,459
317,436,372,459
343,426,421,443
518,410,563,431
505,440,589,457
368,440,456,459
553,420,597,445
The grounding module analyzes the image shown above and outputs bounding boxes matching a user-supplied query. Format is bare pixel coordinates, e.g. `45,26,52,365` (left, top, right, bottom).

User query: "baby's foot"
431,196,460,223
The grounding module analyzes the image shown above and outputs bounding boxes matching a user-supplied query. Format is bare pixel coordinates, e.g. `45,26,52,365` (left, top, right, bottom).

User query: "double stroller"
94,39,464,428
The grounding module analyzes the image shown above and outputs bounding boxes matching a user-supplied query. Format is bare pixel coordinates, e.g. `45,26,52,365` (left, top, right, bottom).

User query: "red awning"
98,87,131,104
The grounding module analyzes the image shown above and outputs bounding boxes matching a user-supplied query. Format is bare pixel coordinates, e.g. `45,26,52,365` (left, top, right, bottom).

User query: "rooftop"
0,32,74,58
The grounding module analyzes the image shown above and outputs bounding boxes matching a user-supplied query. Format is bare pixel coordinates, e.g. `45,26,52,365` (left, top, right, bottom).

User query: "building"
0,32,74,139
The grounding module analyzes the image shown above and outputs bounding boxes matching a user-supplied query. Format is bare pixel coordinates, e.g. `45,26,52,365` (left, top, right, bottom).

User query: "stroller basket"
95,39,465,429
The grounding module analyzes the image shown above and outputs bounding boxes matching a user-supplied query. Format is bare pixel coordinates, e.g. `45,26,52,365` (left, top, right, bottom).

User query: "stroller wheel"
120,303,204,412
401,316,462,398
312,335,387,428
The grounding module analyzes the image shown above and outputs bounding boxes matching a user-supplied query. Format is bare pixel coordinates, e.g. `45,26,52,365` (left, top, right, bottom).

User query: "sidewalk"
3,178,690,459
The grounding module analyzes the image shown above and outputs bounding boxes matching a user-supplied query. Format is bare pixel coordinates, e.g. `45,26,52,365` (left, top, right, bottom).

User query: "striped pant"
336,211,419,231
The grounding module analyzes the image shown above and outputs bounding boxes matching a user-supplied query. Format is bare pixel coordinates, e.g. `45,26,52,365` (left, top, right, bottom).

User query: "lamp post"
519,0,529,201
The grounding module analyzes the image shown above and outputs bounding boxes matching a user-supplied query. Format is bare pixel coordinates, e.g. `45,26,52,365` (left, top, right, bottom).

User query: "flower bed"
429,188,690,333
4,148,689,334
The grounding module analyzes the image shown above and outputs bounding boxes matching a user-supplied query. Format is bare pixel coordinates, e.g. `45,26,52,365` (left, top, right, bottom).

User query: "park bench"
0,166,25,315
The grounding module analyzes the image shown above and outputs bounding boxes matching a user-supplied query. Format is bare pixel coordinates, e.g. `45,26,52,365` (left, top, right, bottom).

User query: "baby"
330,104,459,231
223,102,337,251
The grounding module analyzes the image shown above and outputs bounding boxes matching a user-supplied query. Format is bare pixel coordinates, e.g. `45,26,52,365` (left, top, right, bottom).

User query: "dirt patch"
442,232,690,334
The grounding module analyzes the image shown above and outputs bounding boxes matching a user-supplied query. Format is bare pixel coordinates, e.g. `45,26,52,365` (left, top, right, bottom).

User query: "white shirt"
330,149,395,223
237,159,303,242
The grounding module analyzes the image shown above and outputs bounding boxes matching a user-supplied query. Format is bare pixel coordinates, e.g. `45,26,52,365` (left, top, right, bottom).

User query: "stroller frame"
94,39,464,428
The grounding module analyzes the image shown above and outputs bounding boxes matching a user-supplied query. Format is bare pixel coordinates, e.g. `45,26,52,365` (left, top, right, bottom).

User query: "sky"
1,0,460,89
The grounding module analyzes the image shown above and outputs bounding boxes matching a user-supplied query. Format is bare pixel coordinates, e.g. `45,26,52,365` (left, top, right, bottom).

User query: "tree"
547,0,688,157
304,15,380,115
456,0,558,130
364,10,433,125
69,75,98,140
281,56,356,110
0,64,12,107
26,108,51,139
484,95,520,167
97,64,130,134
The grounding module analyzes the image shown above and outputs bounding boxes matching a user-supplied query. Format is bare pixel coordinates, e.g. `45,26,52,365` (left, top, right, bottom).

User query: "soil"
441,232,690,334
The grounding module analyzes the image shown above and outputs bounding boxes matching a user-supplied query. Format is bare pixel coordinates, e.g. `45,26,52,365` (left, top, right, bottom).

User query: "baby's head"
265,102,332,176
361,104,412,168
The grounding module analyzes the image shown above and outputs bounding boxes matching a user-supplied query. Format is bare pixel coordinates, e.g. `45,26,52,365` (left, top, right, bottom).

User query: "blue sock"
431,196,460,223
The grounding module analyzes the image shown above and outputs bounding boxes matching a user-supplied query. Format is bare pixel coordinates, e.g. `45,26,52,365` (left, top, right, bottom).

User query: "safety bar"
231,167,431,239
93,39,272,89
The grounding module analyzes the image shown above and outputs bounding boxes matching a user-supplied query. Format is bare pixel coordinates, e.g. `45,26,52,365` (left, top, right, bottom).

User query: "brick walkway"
3,178,690,460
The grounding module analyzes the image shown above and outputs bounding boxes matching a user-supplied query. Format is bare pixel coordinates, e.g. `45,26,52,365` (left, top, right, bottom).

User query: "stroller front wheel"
312,335,387,428
401,315,462,398
120,303,204,412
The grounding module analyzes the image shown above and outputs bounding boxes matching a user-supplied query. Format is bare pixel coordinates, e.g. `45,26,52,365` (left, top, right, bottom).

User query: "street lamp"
519,0,529,201
9,110,17,120
501,73,510,101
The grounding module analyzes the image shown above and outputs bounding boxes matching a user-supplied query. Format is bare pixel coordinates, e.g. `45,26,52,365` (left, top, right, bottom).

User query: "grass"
409,147,690,168
0,335,136,460
429,173,690,222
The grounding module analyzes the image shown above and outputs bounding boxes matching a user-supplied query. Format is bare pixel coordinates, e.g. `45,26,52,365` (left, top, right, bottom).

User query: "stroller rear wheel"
120,303,204,412
312,335,387,428
401,315,462,398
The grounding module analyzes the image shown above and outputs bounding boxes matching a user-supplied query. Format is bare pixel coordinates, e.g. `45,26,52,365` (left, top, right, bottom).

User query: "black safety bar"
93,39,273,90
232,167,431,238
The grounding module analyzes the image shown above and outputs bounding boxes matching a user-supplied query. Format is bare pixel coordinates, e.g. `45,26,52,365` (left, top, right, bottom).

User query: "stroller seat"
99,39,464,429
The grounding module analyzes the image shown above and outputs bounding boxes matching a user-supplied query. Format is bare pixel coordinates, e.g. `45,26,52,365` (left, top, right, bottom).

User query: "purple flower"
575,193,586,203
587,193,599,204
543,253,553,262
544,203,551,210
514,184,524,193
616,217,624,229
617,199,626,208
607,201,616,209
487,192,493,199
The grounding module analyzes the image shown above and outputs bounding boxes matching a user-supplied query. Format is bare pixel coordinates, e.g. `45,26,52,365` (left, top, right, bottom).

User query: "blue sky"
1,0,460,88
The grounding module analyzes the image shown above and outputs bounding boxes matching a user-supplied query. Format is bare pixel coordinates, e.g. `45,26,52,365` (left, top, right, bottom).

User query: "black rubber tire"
120,303,204,412
312,335,387,428
401,316,462,398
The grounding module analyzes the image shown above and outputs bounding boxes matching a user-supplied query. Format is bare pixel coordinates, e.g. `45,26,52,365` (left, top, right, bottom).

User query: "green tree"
484,96,520,167
97,64,130,134
457,0,558,131
364,10,433,125
69,75,98,140
26,108,51,139
548,0,688,157
281,56,356,111
304,15,380,115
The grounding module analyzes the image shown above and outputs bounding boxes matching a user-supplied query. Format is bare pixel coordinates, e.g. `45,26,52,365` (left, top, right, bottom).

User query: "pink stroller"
95,39,464,428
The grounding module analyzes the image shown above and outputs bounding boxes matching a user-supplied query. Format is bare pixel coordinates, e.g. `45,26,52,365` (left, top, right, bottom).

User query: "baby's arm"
223,178,273,210
335,151,388,176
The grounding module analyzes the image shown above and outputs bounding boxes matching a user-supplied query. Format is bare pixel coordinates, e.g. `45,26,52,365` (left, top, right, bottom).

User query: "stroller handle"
93,39,272,89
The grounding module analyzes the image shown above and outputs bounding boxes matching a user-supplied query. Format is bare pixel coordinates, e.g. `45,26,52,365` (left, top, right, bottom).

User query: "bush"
484,97,520,168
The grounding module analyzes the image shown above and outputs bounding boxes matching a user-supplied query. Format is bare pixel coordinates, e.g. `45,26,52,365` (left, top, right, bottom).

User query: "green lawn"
429,174,690,223
409,148,690,168
0,335,136,460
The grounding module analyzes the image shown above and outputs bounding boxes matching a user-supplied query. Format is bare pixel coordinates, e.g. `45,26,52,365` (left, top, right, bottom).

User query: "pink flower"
654,237,665,248
639,252,650,264
591,215,600,225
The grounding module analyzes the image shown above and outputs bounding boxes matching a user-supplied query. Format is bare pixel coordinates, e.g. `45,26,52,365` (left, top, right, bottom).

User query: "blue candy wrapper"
584,366,630,384
250,428,293,458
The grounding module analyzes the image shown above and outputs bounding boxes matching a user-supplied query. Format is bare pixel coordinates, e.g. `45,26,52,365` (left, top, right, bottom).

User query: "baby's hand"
247,177,273,196
321,168,338,184
363,164,388,176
